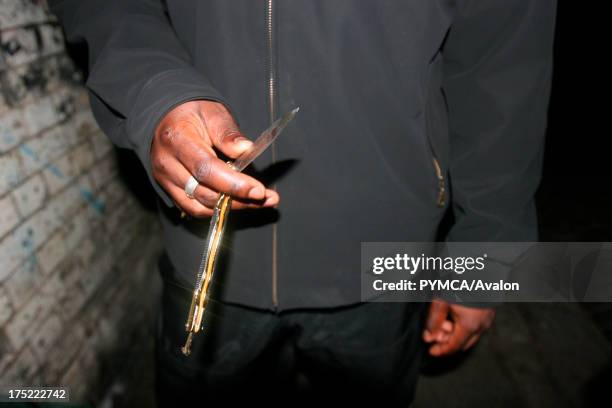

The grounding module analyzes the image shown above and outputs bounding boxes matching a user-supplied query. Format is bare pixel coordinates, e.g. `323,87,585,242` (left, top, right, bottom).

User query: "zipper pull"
432,157,446,207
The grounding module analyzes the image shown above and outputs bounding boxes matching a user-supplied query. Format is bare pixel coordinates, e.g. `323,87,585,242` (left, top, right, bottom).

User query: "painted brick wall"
0,1,162,404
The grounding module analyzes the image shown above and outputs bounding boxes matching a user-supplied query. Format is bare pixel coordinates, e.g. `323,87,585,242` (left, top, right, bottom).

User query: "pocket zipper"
432,157,446,207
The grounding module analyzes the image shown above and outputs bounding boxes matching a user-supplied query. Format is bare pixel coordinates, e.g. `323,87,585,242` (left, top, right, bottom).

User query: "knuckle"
228,180,244,196
196,189,218,207
194,157,214,182
217,126,242,144
158,126,179,146
151,154,167,173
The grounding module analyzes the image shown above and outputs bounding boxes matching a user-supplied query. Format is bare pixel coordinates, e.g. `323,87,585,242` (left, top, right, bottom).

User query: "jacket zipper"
266,0,279,310
432,156,446,207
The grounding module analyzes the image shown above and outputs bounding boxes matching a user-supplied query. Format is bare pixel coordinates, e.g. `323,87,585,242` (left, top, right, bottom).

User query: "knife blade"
231,107,299,172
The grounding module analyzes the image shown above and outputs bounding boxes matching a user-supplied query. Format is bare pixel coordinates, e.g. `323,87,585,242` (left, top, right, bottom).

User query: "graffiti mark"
20,226,37,272
19,142,38,160
20,142,106,215
78,188,105,214
44,162,62,178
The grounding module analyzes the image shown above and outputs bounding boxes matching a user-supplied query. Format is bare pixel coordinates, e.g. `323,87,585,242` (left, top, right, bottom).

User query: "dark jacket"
51,0,556,311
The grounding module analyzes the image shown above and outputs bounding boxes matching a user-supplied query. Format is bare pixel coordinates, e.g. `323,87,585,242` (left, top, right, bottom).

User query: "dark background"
537,3,611,242
539,0,612,347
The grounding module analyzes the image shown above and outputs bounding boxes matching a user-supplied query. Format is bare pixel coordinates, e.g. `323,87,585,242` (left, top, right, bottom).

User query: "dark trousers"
154,255,427,407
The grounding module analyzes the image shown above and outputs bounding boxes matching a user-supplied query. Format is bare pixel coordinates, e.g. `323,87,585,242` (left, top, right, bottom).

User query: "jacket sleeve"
443,0,556,243
437,0,557,306
49,0,231,207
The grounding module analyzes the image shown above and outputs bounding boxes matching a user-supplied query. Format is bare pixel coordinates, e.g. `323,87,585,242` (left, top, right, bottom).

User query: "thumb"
202,101,253,159
424,299,449,342
215,126,253,159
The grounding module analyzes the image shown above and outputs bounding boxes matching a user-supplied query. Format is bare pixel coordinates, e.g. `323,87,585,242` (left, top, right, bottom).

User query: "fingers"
151,99,280,216
428,321,471,357
423,299,449,343
164,128,269,201
436,320,453,343
189,153,267,200
431,327,483,355
261,189,280,207
155,156,279,217
154,122,272,202
164,181,215,218
463,333,481,351
425,301,496,357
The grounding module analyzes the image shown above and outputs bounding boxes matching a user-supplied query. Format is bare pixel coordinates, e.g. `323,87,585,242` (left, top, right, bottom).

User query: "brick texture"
0,1,162,404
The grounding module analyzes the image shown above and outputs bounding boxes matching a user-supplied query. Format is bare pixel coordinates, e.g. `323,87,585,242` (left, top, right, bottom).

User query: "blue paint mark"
19,143,39,161
45,162,64,178
79,188,106,214
20,142,107,215
20,227,37,272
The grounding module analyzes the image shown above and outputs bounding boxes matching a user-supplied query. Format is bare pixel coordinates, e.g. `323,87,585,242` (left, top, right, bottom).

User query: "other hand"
423,298,495,356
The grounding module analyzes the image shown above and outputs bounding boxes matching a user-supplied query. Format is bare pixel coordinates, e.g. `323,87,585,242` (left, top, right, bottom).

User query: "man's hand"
423,298,495,357
151,100,279,217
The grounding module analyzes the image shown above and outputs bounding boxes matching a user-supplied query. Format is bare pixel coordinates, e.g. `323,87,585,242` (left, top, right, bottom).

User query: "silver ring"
184,175,198,199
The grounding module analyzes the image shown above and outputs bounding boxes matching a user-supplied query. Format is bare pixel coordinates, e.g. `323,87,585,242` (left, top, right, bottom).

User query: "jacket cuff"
434,259,510,308
125,67,232,207
435,295,503,309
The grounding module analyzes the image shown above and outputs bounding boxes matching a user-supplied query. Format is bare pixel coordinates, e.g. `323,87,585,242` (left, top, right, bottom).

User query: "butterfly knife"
182,107,299,356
